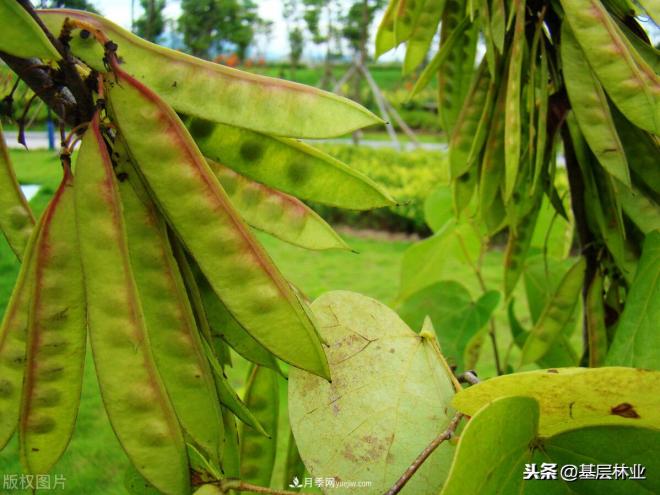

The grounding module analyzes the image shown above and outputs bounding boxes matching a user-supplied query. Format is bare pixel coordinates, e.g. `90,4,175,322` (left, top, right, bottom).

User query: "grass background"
0,149,528,494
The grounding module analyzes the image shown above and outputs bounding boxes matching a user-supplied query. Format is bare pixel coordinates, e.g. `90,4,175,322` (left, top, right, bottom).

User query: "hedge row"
312,144,449,235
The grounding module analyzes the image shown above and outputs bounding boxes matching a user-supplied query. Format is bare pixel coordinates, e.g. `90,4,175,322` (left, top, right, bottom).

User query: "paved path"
6,131,448,152
4,131,51,150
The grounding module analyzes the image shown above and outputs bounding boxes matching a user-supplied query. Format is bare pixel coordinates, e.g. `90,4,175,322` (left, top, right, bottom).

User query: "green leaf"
529,199,573,260
440,397,539,495
289,291,458,495
443,397,660,494
38,10,381,138
533,425,660,495
452,367,660,436
189,119,395,210
397,281,499,371
423,185,454,232
0,0,60,60
606,230,660,370
520,258,585,366
399,220,482,300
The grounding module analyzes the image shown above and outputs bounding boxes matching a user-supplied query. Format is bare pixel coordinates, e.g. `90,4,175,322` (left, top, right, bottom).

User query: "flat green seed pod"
74,116,189,495
105,65,330,380
20,166,86,475
38,9,381,138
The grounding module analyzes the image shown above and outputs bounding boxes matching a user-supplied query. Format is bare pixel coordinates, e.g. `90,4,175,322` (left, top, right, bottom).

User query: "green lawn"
0,149,524,493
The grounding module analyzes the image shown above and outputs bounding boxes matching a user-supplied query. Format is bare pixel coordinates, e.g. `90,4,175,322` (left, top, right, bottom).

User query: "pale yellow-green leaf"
452,367,660,436
289,291,457,495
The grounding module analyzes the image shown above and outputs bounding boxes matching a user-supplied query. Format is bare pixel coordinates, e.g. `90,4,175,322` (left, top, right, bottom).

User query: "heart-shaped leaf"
289,291,458,494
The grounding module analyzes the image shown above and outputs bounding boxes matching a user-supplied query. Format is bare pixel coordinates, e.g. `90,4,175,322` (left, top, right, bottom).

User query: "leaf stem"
384,413,464,495
457,231,503,376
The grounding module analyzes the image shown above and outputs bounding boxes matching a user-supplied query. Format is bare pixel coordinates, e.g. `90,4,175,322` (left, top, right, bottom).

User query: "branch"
216,479,301,495
0,52,77,126
384,413,464,495
0,1,95,128
560,124,598,364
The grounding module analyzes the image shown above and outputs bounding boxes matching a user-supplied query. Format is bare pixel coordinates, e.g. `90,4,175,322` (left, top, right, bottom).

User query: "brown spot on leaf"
547,369,559,374
611,403,640,419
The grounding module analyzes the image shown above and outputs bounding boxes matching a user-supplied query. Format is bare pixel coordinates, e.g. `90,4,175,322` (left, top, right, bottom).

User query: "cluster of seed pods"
377,0,659,315
0,7,395,494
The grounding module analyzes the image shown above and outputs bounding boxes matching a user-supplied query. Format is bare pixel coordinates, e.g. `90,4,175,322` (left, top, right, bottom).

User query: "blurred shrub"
313,144,449,235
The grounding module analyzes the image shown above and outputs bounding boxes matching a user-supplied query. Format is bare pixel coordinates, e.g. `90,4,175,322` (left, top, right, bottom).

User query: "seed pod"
240,365,279,489
449,60,495,179
74,116,189,495
403,0,446,74
478,72,507,218
0,0,60,60
520,257,586,366
410,16,470,98
503,197,542,298
0,124,35,261
203,341,268,437
591,168,638,282
207,159,348,251
19,164,86,475
283,428,306,490
220,407,240,478
503,0,526,201
619,185,660,234
375,0,400,58
611,107,660,197
437,0,479,133
0,211,44,450
394,0,424,45
586,271,608,367
490,0,505,54
38,10,380,139
531,41,549,194
560,0,660,134
168,237,232,370
452,167,477,218
197,273,280,373
561,23,631,186
106,65,330,380
115,153,223,463
187,119,394,210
